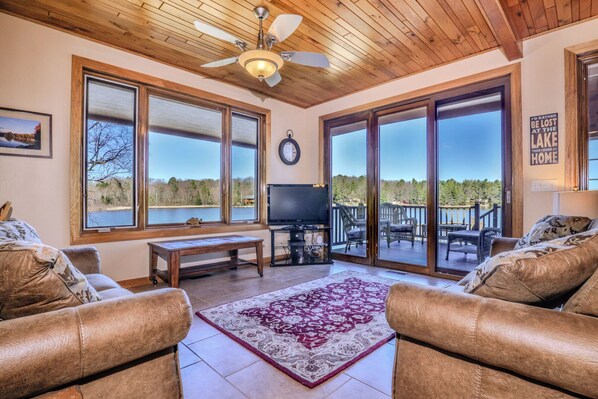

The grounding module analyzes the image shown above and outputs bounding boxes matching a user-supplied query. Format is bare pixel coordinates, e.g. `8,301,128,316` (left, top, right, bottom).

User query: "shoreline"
89,205,254,212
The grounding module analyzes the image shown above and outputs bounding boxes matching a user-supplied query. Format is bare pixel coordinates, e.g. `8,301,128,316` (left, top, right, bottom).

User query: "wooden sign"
530,113,558,165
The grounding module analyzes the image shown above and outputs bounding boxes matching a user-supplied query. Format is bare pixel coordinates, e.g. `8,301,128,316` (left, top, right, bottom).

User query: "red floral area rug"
196,271,396,388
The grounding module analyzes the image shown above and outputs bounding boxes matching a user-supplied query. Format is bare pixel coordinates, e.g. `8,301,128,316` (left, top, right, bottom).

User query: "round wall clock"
279,129,301,165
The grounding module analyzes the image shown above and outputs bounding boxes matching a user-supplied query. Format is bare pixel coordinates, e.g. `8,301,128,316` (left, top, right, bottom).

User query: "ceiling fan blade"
194,20,244,45
267,14,302,43
201,57,238,68
265,72,282,87
281,51,330,68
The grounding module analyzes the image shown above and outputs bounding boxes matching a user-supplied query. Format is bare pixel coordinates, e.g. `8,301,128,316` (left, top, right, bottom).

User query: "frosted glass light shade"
238,50,284,80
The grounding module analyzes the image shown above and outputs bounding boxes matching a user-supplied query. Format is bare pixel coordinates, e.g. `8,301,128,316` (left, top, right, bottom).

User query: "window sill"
71,223,269,245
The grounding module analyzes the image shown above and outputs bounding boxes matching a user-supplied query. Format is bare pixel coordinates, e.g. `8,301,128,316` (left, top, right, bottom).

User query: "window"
71,58,267,243
565,45,598,191
84,78,137,230
231,113,259,221
147,95,223,225
582,58,598,189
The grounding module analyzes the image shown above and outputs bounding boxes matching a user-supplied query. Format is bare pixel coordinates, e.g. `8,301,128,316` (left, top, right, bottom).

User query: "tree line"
333,175,502,207
87,177,255,211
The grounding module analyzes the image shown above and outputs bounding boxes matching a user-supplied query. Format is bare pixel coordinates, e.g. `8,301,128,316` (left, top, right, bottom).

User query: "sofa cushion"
86,273,121,292
563,268,598,317
0,241,101,319
98,287,134,300
515,215,591,249
0,219,42,243
463,228,598,306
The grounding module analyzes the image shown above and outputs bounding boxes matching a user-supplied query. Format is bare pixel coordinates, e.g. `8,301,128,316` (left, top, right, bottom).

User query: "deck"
332,238,479,273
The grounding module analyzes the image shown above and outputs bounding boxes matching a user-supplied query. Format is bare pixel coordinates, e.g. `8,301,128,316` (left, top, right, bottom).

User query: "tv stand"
270,226,333,267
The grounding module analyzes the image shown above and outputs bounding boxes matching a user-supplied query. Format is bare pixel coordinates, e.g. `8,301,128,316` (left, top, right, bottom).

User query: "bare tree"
87,121,133,182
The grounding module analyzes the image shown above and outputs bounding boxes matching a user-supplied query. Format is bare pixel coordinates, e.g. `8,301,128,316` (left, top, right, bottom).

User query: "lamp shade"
238,50,283,80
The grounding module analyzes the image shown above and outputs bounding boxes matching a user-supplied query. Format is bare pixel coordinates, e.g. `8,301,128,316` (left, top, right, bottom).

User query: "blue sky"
0,116,39,134
149,132,255,180
332,111,502,182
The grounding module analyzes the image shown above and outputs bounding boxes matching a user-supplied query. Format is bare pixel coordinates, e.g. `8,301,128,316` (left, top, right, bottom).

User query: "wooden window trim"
319,64,523,238
565,40,598,190
70,56,269,245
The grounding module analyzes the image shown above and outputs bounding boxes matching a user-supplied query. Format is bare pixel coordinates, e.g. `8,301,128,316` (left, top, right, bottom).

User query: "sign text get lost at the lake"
530,113,558,165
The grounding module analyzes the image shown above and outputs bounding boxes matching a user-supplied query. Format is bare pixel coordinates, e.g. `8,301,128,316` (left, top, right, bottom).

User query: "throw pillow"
514,215,591,249
563,267,598,317
0,219,42,243
463,229,598,306
0,241,101,319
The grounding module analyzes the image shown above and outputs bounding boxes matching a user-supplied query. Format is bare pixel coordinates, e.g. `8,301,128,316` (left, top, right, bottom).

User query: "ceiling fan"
194,6,330,87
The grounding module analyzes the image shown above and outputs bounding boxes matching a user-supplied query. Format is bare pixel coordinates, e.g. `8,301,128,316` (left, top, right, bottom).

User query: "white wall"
306,17,598,232
0,13,317,281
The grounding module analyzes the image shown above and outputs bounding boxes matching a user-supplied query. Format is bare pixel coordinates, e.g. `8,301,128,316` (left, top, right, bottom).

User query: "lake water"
87,207,256,227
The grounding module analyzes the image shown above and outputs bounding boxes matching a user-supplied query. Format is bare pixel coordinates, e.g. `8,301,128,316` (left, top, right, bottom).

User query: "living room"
1,1,597,398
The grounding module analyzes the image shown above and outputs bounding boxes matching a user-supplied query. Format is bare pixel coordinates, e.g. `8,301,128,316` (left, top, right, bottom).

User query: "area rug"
196,271,396,388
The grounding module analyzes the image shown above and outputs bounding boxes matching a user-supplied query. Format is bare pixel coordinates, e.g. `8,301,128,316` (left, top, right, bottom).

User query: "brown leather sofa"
0,247,193,399
385,238,598,399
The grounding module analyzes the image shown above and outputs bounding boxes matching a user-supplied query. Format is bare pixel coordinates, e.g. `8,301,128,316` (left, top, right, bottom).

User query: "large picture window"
71,57,267,243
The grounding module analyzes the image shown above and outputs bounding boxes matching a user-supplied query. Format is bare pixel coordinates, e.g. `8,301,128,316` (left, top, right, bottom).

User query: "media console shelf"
269,226,333,267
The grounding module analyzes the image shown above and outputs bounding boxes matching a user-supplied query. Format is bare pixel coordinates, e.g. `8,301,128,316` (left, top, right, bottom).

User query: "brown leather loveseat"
0,244,193,399
385,235,598,398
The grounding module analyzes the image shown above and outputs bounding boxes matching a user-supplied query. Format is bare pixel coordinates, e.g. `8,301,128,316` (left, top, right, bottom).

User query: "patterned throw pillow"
464,228,598,306
0,219,42,243
0,241,101,319
514,215,591,249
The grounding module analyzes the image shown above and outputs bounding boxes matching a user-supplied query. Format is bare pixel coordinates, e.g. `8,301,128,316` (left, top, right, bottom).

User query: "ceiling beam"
475,0,523,61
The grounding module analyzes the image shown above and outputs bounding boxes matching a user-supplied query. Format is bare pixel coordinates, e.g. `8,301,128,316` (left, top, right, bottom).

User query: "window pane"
587,63,598,187
378,107,427,266
84,78,136,229
588,64,598,133
147,96,222,224
436,92,504,273
330,120,368,258
232,114,258,221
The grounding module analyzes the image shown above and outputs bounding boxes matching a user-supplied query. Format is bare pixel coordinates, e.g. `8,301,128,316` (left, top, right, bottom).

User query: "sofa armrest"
386,282,598,398
61,246,101,275
0,288,192,399
489,237,519,256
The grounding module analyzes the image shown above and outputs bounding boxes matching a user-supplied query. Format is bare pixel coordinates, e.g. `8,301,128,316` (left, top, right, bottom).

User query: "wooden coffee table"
148,235,264,288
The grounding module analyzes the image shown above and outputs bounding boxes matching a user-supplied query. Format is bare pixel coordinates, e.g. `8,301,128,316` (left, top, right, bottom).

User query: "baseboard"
116,254,288,288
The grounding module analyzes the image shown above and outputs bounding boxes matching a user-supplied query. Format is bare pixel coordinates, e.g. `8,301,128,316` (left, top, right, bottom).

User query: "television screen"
267,184,329,226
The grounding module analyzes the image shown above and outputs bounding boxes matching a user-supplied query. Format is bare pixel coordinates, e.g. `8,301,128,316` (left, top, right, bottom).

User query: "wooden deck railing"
331,203,501,246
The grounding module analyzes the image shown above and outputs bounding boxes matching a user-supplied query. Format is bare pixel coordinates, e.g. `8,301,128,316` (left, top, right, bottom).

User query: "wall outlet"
530,179,558,192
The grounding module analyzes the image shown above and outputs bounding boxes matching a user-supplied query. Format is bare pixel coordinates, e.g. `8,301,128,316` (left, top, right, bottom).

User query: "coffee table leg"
229,249,239,269
169,252,180,288
256,243,263,277
149,247,158,285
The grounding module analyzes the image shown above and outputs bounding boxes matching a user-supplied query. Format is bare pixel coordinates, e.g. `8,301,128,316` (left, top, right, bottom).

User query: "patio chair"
336,203,366,253
445,226,501,263
382,203,417,248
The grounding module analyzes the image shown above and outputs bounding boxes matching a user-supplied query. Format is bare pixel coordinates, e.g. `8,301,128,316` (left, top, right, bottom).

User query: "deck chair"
336,203,366,253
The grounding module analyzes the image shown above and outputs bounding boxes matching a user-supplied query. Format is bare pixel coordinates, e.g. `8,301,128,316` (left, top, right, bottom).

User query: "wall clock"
279,129,301,165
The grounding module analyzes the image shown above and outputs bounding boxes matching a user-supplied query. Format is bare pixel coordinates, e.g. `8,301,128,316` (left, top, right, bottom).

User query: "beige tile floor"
133,261,450,399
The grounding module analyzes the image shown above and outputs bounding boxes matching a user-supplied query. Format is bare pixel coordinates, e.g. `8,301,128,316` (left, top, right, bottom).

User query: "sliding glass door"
436,91,506,274
377,106,429,267
329,120,369,261
325,78,511,277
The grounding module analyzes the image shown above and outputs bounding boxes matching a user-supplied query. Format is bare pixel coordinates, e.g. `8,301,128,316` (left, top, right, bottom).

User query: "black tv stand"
269,225,333,267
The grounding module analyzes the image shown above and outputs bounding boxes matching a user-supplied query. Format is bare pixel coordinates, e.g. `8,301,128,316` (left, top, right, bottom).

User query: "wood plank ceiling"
0,0,597,108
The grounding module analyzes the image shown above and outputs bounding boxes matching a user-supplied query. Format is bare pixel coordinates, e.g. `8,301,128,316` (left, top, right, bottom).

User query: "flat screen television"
267,184,329,226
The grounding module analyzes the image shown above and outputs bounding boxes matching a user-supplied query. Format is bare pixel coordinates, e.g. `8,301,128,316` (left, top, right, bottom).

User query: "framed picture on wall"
0,107,52,158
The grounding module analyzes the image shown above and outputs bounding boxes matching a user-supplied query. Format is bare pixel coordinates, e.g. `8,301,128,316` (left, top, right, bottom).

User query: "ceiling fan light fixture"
238,49,284,80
